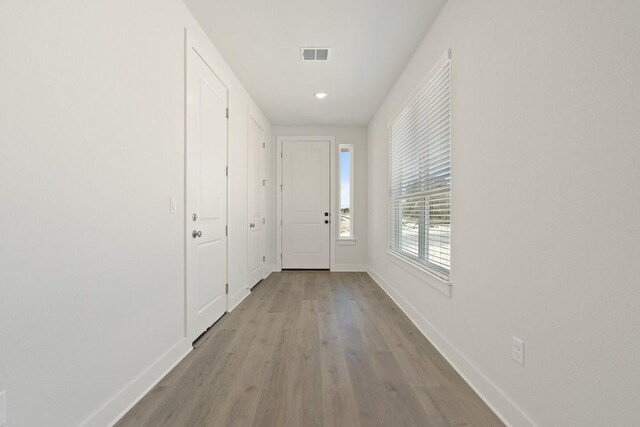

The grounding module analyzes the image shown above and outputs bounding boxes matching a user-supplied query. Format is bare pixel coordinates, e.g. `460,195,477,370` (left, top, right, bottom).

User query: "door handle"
192,230,202,238
250,223,255,228
324,220,329,224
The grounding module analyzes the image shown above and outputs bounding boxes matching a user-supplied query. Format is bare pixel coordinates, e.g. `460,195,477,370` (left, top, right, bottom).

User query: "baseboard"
366,267,536,427
81,338,192,427
228,287,251,312
331,263,367,272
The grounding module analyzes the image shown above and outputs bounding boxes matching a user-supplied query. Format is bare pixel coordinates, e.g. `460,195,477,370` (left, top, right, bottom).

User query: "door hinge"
225,283,229,294
225,225,228,236
225,166,228,177
225,108,229,119
280,219,283,226
262,218,265,224
280,151,283,158
262,142,265,149
262,255,265,262
280,253,283,261
280,184,283,191
262,179,266,186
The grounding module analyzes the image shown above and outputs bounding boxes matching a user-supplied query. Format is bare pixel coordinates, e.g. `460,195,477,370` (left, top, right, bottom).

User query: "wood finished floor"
117,271,503,427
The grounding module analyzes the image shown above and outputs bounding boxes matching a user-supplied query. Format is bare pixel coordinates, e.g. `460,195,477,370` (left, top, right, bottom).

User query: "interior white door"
282,140,331,269
248,115,265,287
186,45,228,342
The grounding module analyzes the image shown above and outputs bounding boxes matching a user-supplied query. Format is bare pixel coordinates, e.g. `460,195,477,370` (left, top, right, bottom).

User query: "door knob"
324,220,329,224
192,230,202,238
249,223,255,228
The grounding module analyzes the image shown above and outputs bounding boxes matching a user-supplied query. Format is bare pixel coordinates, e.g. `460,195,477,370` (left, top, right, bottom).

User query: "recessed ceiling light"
315,92,328,99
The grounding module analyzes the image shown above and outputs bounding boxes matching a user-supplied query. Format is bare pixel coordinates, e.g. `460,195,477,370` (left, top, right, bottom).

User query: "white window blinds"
389,52,451,279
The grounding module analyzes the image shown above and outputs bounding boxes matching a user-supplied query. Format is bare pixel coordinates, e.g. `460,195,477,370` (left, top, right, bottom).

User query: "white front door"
186,44,228,342
248,115,265,287
282,140,331,269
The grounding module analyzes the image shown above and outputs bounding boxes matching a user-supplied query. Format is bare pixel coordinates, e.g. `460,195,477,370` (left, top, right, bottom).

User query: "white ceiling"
183,0,446,126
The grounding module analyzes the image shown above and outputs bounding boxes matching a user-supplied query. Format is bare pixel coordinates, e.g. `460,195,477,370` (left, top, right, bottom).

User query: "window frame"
337,143,355,241
387,50,452,285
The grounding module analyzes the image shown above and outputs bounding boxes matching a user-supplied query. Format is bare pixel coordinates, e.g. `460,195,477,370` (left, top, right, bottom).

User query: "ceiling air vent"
315,48,329,60
302,48,316,60
301,47,331,61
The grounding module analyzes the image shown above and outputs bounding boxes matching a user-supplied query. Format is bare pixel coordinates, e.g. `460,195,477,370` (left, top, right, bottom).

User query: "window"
389,52,451,279
339,144,354,239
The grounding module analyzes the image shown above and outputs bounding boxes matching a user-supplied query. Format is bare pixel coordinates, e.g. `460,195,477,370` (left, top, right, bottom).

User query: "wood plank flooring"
117,272,503,427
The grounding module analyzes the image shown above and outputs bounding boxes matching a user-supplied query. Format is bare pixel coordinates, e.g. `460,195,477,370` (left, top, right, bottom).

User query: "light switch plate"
170,196,177,214
0,389,6,426
512,336,525,366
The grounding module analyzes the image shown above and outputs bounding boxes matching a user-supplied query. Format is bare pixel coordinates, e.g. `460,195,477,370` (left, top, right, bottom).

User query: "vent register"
300,47,330,61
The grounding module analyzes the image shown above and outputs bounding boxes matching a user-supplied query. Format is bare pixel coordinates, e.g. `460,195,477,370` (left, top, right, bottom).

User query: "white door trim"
184,28,229,340
276,136,336,271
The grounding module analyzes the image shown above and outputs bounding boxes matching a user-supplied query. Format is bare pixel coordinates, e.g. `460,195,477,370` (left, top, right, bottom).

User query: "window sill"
386,250,452,297
337,238,356,246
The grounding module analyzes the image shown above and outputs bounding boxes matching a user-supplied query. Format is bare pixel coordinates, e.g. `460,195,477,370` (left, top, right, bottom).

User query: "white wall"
273,126,367,270
0,1,270,425
367,1,640,426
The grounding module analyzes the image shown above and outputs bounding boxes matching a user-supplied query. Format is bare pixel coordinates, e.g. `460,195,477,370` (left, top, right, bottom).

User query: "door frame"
247,106,267,286
276,136,336,271
184,28,229,340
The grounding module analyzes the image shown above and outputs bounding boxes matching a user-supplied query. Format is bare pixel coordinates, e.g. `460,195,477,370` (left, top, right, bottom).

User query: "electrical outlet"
512,336,525,366
0,389,6,426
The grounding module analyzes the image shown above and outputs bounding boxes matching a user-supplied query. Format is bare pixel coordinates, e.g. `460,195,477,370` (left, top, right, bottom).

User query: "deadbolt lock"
192,213,198,221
